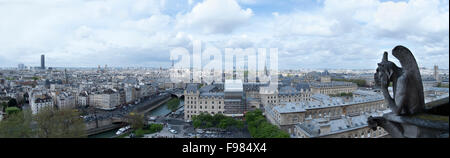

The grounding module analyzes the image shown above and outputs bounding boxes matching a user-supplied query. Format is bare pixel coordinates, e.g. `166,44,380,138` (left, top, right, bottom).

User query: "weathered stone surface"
369,46,449,138
374,45,424,115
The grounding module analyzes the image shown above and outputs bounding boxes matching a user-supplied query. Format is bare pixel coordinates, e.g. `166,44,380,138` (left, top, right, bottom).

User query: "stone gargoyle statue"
374,45,425,115
368,46,450,138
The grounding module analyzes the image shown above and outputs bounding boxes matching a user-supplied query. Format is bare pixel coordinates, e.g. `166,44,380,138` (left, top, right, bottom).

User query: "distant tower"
18,63,25,70
434,65,440,82
264,65,268,76
41,54,45,69
64,68,68,84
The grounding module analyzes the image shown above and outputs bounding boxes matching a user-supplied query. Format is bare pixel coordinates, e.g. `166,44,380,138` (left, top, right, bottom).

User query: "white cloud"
273,13,339,37
0,0,447,69
372,0,449,38
176,0,253,34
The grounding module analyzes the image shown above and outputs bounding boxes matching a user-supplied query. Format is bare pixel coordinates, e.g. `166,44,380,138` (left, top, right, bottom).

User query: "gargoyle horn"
382,51,388,62
378,51,388,66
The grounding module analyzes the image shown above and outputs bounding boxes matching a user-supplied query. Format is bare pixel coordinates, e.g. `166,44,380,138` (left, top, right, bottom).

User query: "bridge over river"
87,92,183,137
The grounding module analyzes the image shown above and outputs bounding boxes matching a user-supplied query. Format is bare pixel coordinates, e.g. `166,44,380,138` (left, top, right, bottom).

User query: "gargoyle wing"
392,45,425,107
392,45,420,75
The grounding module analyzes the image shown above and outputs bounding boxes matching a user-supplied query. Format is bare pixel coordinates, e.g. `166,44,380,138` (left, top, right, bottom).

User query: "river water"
88,98,183,138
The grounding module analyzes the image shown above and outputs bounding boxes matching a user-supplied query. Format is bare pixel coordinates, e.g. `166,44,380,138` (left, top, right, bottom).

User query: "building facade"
294,113,389,138
89,89,120,109
310,81,357,95
30,93,53,114
259,85,312,108
265,92,386,135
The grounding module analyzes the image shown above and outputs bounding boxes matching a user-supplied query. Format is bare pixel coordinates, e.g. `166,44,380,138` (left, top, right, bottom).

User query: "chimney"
319,124,331,135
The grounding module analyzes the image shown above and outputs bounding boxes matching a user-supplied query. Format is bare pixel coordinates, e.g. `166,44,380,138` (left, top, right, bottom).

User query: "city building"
184,83,226,120
265,92,386,135
18,63,25,70
309,81,357,95
125,86,136,104
434,65,440,82
77,91,89,107
56,92,76,109
224,80,245,116
294,112,390,138
89,89,120,110
30,91,54,114
41,54,45,70
260,85,312,107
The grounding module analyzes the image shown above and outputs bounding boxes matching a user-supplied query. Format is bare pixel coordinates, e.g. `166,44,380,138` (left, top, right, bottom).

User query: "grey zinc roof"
199,85,217,93
279,86,297,93
353,90,378,96
273,102,306,113
295,83,310,91
310,81,356,88
200,92,224,97
186,84,199,93
274,93,383,111
297,113,376,137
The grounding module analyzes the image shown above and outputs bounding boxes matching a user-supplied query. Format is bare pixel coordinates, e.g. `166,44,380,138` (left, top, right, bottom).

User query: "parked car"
169,129,178,134
196,129,204,134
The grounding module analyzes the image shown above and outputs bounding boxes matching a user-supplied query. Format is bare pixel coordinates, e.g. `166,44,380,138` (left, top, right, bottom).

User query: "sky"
0,0,448,70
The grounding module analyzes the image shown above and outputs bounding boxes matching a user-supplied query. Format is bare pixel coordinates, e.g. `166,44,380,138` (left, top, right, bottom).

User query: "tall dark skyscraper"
41,54,45,69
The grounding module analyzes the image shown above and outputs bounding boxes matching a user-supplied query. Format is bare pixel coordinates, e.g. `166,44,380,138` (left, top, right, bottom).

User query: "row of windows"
296,127,387,138
185,111,223,119
186,105,222,110
185,100,223,105
345,104,384,114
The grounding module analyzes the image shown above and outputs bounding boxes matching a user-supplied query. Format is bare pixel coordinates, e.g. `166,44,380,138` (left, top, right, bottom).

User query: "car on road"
169,129,178,134
196,129,204,134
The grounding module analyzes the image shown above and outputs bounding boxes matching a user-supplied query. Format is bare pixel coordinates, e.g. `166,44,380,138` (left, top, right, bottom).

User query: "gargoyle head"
375,52,395,87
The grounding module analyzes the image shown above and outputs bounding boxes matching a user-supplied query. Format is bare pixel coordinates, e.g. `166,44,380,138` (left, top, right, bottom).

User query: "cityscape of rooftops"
0,0,448,143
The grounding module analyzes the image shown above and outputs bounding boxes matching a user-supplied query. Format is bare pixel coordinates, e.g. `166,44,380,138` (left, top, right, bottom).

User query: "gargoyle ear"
382,51,388,62
377,63,382,67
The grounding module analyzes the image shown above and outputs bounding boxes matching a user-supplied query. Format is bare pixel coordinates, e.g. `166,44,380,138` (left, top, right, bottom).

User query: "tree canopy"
245,110,290,138
127,112,145,130
5,107,21,115
0,109,34,138
34,107,86,138
192,113,243,130
0,107,86,138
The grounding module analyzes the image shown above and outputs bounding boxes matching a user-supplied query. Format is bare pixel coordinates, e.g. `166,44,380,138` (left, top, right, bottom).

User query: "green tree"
0,109,34,138
32,76,40,81
5,107,20,115
127,112,145,130
148,124,163,133
192,113,243,129
245,110,290,138
34,107,86,138
218,118,232,129
1,102,7,112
